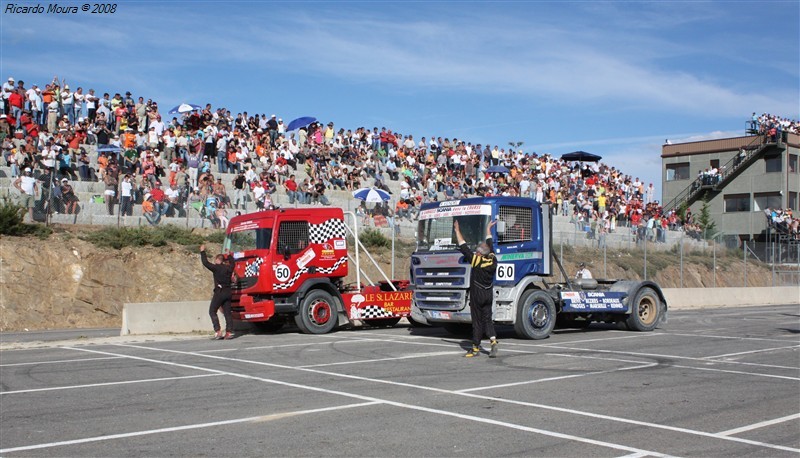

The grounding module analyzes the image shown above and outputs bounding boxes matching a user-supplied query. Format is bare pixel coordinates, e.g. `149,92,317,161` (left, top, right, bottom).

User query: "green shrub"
0,196,53,238
80,226,225,250
359,228,390,248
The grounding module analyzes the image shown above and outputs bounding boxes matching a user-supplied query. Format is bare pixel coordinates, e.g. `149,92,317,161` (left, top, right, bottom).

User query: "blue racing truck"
409,196,667,339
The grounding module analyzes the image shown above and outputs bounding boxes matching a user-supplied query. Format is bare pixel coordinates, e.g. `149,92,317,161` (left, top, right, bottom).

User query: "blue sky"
2,0,798,198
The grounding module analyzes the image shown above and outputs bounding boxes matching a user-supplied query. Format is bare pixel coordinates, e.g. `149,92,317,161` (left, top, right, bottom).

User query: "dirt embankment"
0,231,776,332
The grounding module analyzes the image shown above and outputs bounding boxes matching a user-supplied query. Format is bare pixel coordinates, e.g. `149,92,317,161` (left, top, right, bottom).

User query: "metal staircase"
662,135,785,213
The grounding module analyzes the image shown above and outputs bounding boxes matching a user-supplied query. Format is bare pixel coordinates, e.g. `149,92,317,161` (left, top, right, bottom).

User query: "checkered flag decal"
273,256,348,290
361,305,395,319
244,258,265,277
309,219,346,245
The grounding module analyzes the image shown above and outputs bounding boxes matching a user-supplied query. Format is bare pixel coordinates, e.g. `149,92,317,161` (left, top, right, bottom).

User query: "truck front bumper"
232,294,276,322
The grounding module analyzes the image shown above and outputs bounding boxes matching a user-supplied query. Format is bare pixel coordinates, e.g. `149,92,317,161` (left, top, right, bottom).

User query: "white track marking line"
298,351,461,368
195,338,380,353
0,401,379,454
456,362,657,393
538,333,661,346
665,332,800,344
345,332,800,371
333,333,800,376
0,356,123,367
518,343,800,372
669,364,800,381
55,346,662,456
702,345,800,360
113,343,799,454
717,413,800,436
0,374,223,395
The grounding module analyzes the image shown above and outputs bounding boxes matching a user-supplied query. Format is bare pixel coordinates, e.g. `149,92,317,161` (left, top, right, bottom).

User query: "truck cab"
224,208,350,333
411,197,667,339
412,197,550,325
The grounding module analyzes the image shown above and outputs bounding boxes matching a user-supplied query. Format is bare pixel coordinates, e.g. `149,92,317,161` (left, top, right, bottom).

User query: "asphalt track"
1,304,798,457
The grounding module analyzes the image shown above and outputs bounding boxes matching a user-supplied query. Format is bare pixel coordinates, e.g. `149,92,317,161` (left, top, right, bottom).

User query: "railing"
662,134,770,213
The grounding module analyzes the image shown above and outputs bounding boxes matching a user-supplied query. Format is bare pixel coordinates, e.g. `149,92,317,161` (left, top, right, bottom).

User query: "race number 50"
496,263,515,280
274,264,291,282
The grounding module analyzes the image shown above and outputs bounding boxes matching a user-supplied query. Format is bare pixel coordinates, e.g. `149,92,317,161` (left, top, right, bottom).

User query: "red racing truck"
222,207,412,334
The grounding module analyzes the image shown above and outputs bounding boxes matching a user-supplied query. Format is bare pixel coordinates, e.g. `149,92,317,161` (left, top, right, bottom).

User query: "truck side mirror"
283,244,291,260
496,220,506,234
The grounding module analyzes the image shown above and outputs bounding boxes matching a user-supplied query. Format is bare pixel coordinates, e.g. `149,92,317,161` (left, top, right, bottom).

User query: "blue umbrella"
168,103,201,115
286,116,316,131
352,187,391,203
486,165,510,174
97,144,123,153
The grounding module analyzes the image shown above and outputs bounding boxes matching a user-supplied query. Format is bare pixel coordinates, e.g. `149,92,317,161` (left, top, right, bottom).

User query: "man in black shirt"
232,171,248,210
455,219,499,357
200,244,236,340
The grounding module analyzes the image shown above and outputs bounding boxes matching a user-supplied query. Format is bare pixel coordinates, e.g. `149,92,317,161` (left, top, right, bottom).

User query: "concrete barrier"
663,286,799,310
122,286,799,335
121,301,210,335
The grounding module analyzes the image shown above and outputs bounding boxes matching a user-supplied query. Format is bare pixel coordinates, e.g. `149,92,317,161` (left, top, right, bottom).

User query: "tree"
508,141,524,152
697,193,717,239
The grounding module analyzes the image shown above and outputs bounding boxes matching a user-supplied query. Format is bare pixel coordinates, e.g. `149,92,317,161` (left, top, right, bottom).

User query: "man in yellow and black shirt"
455,219,499,358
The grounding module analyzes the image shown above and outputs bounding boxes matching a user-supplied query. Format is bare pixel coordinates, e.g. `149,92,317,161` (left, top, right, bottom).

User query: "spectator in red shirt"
284,173,299,204
8,90,23,129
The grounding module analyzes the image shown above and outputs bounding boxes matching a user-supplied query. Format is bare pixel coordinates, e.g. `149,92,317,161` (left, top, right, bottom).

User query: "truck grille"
413,289,466,311
234,277,257,290
413,267,467,288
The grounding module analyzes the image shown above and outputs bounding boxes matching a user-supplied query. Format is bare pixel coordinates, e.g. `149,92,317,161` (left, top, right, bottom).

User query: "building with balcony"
661,131,799,243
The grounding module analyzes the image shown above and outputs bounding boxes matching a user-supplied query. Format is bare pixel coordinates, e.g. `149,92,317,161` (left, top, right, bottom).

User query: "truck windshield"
223,228,272,253
417,215,489,251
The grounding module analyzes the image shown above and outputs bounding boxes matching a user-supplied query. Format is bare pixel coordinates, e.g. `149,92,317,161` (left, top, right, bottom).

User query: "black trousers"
209,288,232,332
469,287,495,346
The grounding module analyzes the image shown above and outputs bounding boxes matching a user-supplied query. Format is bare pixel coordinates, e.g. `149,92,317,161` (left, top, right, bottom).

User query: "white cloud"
5,4,795,118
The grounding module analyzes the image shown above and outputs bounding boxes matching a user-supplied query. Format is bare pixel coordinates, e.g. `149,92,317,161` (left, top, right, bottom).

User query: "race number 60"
496,263,515,280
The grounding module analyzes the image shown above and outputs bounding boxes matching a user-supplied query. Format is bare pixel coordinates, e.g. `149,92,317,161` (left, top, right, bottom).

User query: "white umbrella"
352,187,391,202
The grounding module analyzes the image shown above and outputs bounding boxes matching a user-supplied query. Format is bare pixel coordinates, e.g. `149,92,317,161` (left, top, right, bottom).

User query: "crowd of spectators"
750,112,800,140
1,74,795,244
765,208,799,241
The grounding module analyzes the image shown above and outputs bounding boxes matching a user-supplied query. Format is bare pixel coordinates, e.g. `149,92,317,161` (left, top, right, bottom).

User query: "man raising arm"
455,219,499,358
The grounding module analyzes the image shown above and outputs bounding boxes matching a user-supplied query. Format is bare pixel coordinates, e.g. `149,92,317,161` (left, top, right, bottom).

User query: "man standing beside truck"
454,219,499,358
200,244,235,340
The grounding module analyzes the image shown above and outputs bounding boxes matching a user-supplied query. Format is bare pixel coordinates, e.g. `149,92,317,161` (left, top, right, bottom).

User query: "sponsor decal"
560,291,626,311
497,251,543,261
296,248,316,269
230,221,260,232
419,204,492,220
333,239,346,250
320,243,336,260
439,200,461,207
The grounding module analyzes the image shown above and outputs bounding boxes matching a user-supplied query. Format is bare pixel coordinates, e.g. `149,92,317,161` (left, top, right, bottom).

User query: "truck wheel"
625,287,661,332
514,290,556,340
294,290,339,334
